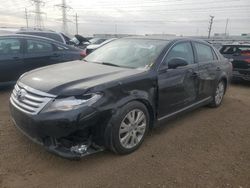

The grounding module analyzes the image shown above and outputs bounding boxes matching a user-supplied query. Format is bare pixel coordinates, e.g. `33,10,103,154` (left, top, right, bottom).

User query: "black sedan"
9,37,232,159
0,34,85,86
220,44,250,81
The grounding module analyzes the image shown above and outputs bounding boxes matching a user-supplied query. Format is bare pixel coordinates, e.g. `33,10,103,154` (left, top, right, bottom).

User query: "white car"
86,38,117,54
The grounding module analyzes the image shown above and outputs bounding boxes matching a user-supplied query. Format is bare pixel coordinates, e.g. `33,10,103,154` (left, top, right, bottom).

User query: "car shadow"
0,85,14,92
231,79,250,87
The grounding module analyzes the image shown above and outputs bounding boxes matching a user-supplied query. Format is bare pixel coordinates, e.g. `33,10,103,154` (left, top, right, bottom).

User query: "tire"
107,101,150,154
209,80,225,108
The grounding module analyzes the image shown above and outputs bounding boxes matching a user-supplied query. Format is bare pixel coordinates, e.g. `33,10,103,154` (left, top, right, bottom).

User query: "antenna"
208,15,214,39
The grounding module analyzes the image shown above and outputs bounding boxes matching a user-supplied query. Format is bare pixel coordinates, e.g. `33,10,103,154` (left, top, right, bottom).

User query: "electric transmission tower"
208,15,214,39
55,0,72,34
30,0,45,28
24,8,29,28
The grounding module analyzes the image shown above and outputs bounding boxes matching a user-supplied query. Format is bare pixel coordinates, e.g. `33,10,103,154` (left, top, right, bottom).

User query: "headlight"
43,93,102,112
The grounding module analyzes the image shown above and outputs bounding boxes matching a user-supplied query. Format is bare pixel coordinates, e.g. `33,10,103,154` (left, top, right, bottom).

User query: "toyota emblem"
17,89,27,101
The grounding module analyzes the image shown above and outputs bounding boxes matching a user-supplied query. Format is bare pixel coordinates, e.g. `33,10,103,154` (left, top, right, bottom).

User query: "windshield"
85,38,168,69
220,45,250,55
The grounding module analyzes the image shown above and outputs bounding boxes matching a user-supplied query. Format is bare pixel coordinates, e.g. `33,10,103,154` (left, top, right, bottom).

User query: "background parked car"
85,38,117,54
0,34,85,86
16,28,74,45
220,44,250,81
9,37,232,159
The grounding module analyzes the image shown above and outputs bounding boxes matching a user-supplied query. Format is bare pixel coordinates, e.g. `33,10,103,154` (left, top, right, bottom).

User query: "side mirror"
168,58,188,69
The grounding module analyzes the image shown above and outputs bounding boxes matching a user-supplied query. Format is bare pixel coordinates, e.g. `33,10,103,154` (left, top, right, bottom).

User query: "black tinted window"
220,46,237,54
194,43,214,62
165,42,194,64
0,38,21,55
27,40,53,53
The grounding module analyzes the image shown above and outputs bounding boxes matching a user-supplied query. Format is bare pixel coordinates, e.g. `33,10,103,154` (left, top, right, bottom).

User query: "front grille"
10,82,56,115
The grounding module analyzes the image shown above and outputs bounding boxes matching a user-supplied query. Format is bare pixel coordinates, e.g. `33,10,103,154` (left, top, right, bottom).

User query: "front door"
157,41,199,119
0,38,24,84
23,39,55,73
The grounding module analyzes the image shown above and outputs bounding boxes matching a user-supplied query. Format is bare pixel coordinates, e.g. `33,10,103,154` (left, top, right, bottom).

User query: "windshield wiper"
101,62,121,67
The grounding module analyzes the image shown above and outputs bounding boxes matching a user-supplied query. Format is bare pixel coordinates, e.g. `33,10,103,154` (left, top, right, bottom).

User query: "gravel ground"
0,82,250,188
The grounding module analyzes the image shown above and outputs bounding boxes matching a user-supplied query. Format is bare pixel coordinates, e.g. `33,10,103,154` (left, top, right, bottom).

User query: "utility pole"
31,0,45,28
73,13,79,34
224,18,229,36
208,15,214,39
55,0,71,34
25,8,29,28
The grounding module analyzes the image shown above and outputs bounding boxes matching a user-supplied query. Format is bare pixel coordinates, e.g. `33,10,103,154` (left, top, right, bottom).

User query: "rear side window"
165,42,194,64
27,39,53,53
55,45,69,51
194,42,214,62
0,38,21,55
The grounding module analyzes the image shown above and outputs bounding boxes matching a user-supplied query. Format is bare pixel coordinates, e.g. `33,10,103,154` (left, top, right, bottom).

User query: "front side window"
194,43,214,62
27,40,53,53
0,38,21,55
85,39,168,69
164,42,194,65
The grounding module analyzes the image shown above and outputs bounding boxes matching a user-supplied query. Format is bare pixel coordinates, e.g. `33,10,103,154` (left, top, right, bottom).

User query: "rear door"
157,41,199,118
23,39,55,72
0,38,24,83
193,42,221,100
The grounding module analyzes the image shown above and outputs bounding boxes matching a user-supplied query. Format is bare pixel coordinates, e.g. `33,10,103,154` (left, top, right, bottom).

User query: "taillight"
80,49,87,58
245,59,250,63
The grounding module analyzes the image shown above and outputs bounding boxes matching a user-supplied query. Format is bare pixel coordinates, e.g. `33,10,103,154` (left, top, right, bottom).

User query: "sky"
0,0,250,36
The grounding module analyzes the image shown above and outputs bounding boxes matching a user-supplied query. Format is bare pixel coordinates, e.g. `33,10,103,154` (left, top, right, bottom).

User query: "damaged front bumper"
10,102,106,159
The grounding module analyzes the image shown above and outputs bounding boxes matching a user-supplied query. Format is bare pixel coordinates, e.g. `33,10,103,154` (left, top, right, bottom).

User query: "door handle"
216,67,221,71
52,53,59,57
13,57,20,60
191,71,198,77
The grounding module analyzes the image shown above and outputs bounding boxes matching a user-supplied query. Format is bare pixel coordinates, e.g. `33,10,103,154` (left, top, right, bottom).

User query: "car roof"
221,44,250,47
17,29,60,34
0,34,65,44
123,36,210,45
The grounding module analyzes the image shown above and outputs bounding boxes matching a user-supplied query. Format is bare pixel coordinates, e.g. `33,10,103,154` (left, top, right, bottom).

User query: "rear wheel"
209,81,225,107
107,101,149,154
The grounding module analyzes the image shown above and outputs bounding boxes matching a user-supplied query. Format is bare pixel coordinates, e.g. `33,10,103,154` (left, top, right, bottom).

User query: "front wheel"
209,81,225,107
108,101,150,154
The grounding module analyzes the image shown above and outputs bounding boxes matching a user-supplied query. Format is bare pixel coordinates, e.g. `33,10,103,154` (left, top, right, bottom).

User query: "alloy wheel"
215,82,225,105
119,109,147,149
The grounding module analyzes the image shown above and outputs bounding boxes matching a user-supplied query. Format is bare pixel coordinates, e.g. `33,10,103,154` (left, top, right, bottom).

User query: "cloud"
0,0,250,36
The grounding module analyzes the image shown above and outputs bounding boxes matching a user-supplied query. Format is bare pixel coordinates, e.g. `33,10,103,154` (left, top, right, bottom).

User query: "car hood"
19,60,146,96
